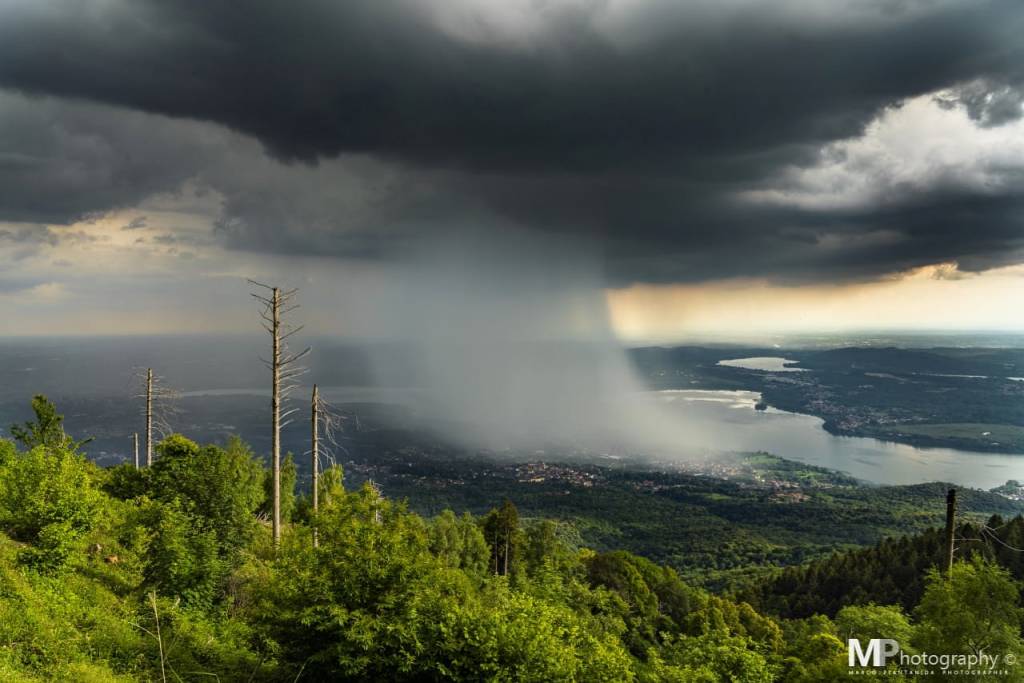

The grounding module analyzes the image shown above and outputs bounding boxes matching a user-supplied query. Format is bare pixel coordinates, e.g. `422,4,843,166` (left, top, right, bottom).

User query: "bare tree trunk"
271,287,281,547
250,280,309,550
133,432,139,469
503,524,510,576
311,383,319,548
146,368,153,466
945,488,957,575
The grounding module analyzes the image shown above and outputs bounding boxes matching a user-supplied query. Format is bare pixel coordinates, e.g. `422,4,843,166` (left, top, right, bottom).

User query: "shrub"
0,445,104,573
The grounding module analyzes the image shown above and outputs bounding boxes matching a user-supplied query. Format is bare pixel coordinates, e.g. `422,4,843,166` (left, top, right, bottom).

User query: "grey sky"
0,0,1022,337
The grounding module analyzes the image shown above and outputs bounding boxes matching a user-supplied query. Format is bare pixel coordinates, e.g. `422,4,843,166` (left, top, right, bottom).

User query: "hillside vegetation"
2,396,1024,681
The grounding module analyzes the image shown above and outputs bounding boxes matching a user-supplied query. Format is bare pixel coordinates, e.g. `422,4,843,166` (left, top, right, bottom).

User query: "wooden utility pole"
311,383,319,548
133,432,139,469
945,488,957,574
251,281,309,549
146,368,153,466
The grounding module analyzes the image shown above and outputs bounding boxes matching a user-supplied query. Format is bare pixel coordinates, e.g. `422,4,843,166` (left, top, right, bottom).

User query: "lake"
716,356,807,372
655,389,1024,489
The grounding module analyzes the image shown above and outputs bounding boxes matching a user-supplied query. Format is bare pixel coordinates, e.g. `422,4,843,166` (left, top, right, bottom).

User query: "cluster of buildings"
514,462,603,488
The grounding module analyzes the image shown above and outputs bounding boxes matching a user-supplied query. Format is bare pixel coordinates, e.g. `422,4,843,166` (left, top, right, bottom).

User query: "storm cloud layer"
2,1,1024,457
0,0,1023,283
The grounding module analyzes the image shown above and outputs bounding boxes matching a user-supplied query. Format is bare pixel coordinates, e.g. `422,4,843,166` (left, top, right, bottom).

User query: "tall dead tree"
251,281,309,547
132,367,179,467
134,432,140,470
146,368,153,466
309,383,347,548
311,384,319,548
945,488,957,575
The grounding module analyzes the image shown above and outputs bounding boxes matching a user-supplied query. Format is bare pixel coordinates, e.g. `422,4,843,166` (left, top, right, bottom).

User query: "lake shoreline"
654,388,1024,490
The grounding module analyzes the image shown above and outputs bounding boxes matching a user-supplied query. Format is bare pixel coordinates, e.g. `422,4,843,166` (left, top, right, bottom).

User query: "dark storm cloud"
0,93,228,224
439,166,1024,285
2,0,1022,169
0,0,1023,283
940,79,1024,128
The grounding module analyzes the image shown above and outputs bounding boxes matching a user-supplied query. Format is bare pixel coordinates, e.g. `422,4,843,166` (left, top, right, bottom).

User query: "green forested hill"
745,515,1024,620
340,440,1024,591
2,396,1024,681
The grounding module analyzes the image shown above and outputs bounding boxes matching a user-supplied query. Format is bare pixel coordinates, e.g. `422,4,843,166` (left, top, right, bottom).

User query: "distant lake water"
655,389,1024,489
716,357,807,372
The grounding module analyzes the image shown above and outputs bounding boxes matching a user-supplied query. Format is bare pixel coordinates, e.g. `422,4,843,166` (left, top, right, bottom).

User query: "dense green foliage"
2,397,1024,681
746,515,1024,619
340,437,1023,591
0,398,104,572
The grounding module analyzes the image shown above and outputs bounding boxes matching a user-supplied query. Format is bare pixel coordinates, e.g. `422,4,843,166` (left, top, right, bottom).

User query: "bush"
140,500,227,607
102,463,149,501
0,445,104,573
149,435,264,556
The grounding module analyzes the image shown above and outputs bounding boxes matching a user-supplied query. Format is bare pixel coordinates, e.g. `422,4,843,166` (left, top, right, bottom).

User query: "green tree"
0,438,15,467
587,551,662,653
654,631,776,683
482,499,520,577
523,519,576,577
9,395,90,452
430,510,490,578
834,603,914,649
915,558,1023,670
0,443,103,572
244,482,442,680
778,617,848,683
102,462,149,500
437,580,636,682
149,435,264,555
140,500,226,606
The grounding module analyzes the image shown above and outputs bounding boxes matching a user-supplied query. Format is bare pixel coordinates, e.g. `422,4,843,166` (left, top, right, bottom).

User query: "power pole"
251,281,309,549
311,383,319,548
945,488,957,575
146,368,153,467
133,432,139,470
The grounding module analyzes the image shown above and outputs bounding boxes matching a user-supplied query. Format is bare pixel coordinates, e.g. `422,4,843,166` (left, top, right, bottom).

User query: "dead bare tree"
147,368,152,465
134,432,140,470
251,281,310,547
311,384,319,548
309,384,348,548
132,367,180,466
